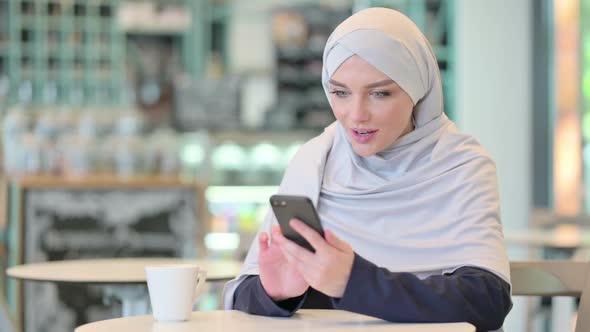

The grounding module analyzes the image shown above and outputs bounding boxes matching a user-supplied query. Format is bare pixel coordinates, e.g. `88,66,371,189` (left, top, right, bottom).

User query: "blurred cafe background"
0,0,586,331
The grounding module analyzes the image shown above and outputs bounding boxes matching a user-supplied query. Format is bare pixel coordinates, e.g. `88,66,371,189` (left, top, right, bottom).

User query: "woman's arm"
232,255,511,331
232,275,308,316
333,254,512,331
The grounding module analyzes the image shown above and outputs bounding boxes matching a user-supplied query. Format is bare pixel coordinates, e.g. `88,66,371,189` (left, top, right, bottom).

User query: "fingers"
279,241,299,263
270,230,313,273
276,232,315,264
270,226,288,249
258,231,269,251
271,225,282,235
271,226,282,242
325,229,349,252
289,219,327,252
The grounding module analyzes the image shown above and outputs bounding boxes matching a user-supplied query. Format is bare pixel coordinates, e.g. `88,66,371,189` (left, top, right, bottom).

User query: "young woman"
224,7,512,332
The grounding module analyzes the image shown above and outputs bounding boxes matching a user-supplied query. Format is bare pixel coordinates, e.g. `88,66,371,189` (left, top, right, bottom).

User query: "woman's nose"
350,99,370,122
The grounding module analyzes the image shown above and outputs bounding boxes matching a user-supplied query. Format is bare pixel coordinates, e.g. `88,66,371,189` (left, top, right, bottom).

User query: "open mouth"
351,128,378,143
352,129,378,136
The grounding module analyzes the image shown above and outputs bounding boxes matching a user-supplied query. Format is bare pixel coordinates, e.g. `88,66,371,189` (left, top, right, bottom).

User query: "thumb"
325,230,349,252
259,232,269,252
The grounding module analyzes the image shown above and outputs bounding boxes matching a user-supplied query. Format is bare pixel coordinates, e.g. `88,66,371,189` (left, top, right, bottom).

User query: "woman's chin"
352,145,378,157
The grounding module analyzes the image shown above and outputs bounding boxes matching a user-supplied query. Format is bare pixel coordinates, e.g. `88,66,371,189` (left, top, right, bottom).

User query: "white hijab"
223,7,510,309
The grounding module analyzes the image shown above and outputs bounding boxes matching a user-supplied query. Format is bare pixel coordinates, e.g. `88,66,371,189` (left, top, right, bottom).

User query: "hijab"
224,7,510,308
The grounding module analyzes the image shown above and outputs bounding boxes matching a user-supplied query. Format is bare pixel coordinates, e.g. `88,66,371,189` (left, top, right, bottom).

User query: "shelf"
123,27,188,36
277,74,322,86
206,185,278,204
433,46,449,62
298,99,331,109
46,17,64,26
2,0,125,106
276,47,323,61
209,129,317,145
18,17,32,29
6,174,203,190
210,5,232,21
20,42,36,55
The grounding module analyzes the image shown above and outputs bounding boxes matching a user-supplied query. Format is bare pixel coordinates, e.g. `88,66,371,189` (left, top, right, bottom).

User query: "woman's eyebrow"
328,79,395,89
365,79,394,88
329,79,348,88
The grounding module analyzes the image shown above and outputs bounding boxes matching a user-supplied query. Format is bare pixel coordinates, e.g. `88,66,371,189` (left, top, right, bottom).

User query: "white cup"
145,264,207,322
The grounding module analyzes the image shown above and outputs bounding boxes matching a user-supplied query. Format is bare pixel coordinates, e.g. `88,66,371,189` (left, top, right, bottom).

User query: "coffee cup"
145,264,207,322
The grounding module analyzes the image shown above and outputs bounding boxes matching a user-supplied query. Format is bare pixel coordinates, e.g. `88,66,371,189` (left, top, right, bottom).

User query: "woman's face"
329,55,415,157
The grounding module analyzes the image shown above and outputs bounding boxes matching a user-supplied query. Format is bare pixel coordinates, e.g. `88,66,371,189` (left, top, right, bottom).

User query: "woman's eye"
330,90,349,97
371,91,392,97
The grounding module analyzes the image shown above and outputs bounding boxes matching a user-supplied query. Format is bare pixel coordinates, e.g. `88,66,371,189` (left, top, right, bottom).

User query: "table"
6,258,242,316
6,258,242,283
504,225,589,332
504,225,590,249
75,309,476,332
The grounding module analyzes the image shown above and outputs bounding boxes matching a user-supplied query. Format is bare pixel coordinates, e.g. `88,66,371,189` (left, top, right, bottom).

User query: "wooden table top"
75,309,476,332
6,258,242,284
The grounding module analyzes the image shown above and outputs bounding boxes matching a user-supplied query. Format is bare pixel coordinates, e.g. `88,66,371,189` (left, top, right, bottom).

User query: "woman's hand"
258,225,310,302
274,219,355,298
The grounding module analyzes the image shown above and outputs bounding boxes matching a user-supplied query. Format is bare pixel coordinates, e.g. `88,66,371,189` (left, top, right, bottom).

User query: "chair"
510,261,590,332
0,299,17,332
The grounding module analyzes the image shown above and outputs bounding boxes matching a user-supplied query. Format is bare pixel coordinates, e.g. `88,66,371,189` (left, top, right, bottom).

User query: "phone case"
269,194,324,252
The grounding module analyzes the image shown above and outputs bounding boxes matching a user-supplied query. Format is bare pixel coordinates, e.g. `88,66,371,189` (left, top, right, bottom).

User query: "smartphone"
269,194,325,252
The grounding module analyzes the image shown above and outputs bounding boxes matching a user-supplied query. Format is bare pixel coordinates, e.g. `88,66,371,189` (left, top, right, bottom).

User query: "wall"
454,0,532,330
